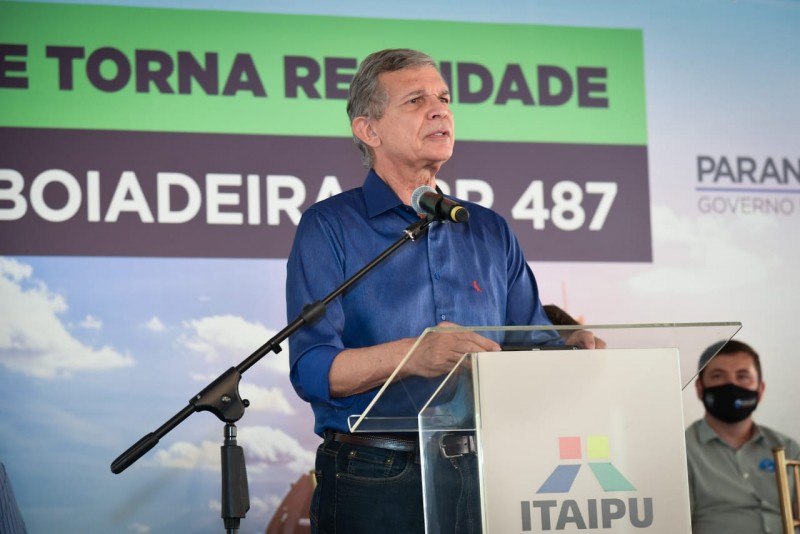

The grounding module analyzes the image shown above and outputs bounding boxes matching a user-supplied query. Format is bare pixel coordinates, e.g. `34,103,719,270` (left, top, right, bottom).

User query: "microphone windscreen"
411,186,436,214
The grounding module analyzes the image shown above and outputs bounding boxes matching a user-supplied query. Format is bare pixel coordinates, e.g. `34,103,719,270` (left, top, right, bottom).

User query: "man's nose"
427,99,449,119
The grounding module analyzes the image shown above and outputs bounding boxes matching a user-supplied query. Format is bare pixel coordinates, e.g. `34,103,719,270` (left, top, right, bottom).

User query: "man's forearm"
328,338,415,397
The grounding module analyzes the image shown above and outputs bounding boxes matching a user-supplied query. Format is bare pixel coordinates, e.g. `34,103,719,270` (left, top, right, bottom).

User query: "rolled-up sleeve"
286,206,352,408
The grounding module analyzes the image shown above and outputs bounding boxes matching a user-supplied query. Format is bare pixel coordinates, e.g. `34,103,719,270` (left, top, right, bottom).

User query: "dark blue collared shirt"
286,169,556,435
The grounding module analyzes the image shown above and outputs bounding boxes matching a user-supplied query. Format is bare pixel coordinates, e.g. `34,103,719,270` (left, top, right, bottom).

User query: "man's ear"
352,117,381,148
695,378,704,401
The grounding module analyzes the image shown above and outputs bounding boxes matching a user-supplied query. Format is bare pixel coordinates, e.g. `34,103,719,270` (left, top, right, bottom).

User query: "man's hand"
329,322,499,397
564,329,607,349
404,321,501,378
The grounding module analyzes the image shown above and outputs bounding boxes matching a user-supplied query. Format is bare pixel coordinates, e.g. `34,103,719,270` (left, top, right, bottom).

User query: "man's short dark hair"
697,339,762,382
346,49,438,168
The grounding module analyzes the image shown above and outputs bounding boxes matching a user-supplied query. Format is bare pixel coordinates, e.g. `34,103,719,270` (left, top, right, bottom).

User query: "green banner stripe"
0,2,647,144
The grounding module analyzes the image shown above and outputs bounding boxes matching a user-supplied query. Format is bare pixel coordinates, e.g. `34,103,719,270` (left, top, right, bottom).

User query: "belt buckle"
438,433,475,459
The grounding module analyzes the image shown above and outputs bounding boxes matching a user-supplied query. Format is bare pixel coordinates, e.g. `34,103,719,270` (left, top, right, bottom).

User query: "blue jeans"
310,434,480,534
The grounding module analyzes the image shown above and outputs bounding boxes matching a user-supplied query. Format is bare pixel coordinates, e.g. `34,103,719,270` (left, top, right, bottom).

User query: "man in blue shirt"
286,48,600,534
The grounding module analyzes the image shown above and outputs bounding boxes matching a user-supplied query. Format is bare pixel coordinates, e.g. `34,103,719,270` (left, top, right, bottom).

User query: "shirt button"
434,272,441,280
743,472,749,479
441,314,446,321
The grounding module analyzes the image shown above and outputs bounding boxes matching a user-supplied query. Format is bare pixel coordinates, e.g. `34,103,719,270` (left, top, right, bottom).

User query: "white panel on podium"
469,348,690,533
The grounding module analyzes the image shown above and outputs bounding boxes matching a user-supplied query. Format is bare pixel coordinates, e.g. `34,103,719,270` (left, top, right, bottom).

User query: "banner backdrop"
1,2,650,261
0,1,798,533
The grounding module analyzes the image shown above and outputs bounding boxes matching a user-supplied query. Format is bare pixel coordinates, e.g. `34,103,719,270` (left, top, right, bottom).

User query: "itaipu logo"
521,436,654,531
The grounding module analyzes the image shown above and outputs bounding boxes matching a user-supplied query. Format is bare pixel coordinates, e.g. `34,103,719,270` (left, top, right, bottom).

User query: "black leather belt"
329,431,417,452
327,431,476,458
438,433,476,458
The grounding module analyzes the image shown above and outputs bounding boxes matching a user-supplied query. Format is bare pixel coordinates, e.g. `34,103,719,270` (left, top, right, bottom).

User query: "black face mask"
702,383,759,423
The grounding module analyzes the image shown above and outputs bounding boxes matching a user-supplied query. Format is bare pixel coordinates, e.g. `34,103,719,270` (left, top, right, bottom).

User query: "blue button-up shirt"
286,170,556,435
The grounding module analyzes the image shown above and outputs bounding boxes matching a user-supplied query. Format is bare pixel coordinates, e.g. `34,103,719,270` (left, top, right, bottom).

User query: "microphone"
411,186,470,223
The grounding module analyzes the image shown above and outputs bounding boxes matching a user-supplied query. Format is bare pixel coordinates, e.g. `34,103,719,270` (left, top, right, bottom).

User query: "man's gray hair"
347,49,438,168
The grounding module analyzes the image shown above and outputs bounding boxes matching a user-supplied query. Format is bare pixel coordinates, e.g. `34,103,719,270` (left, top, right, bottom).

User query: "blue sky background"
1,0,799,532
0,256,316,532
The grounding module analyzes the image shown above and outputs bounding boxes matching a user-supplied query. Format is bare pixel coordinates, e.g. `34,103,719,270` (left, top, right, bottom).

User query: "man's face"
696,351,764,399
368,66,454,172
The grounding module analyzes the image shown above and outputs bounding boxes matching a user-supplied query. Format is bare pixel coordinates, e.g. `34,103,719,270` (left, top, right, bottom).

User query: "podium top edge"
422,322,742,332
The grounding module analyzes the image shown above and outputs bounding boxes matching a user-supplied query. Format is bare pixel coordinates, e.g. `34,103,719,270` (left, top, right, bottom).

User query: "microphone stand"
110,216,434,533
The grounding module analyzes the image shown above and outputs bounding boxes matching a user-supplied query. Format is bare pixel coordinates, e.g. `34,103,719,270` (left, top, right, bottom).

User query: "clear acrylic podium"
347,322,741,534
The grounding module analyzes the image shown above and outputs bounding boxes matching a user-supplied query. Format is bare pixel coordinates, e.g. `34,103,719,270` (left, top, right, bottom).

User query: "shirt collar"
363,168,404,219
697,417,764,446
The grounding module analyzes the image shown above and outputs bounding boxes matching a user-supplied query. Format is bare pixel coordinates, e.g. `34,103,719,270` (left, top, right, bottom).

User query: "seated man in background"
686,339,800,534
